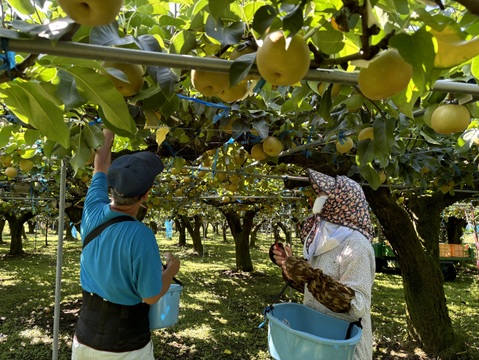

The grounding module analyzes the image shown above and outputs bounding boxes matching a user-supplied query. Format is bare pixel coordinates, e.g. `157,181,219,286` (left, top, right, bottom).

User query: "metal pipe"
52,159,67,360
6,38,479,95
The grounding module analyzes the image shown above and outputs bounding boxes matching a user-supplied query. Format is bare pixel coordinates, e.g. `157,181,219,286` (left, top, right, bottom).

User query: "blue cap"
107,152,164,197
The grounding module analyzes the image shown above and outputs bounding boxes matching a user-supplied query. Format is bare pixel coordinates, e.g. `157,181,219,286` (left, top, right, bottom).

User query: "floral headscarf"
300,169,374,248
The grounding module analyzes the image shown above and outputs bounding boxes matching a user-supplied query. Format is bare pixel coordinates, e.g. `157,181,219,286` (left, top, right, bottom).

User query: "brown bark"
221,208,258,272
180,214,204,255
364,187,458,355
5,211,36,255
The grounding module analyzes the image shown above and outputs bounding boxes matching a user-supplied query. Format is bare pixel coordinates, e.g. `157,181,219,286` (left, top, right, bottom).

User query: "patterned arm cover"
283,256,355,313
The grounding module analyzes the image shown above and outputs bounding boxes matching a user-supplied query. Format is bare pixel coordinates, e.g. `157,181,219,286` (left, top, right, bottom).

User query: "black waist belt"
75,290,150,352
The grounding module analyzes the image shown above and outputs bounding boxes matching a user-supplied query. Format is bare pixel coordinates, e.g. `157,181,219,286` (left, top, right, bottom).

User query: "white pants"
71,336,154,360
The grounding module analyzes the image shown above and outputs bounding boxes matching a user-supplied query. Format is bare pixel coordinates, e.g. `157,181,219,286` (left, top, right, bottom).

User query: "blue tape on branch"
0,38,16,72
177,94,229,110
213,109,230,123
88,118,102,126
253,78,266,94
163,141,176,156
337,130,347,144
177,94,230,124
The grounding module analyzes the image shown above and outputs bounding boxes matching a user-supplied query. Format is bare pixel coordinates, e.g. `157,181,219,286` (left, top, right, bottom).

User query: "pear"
358,49,412,100
262,136,284,157
256,31,310,86
191,58,230,96
58,0,123,27
217,81,249,103
430,104,470,134
102,61,145,97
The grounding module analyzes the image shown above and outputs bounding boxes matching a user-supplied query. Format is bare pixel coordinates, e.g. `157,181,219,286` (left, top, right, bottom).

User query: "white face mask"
312,195,329,214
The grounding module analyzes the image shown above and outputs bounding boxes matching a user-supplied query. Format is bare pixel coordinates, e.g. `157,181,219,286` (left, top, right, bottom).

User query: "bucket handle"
345,318,362,340
258,280,292,328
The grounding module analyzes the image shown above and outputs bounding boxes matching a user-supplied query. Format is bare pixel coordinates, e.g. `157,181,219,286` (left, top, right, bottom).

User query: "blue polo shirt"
80,172,163,306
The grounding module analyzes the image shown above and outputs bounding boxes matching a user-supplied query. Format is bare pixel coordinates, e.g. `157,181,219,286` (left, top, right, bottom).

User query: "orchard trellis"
4,36,479,97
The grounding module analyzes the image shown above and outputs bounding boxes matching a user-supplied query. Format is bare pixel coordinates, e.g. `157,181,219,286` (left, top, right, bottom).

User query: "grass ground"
0,230,478,359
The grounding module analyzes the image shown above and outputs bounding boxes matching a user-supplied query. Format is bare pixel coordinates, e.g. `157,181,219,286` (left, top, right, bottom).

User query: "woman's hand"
272,244,292,266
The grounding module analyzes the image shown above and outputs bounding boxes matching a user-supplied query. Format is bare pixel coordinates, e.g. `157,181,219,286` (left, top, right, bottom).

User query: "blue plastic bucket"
265,302,362,360
149,284,183,329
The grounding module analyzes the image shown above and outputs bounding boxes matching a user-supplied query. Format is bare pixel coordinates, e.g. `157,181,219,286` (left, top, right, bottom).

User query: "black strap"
345,318,362,339
82,216,135,249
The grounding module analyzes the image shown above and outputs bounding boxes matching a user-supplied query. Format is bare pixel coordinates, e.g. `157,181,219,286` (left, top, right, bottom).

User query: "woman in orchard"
272,169,375,360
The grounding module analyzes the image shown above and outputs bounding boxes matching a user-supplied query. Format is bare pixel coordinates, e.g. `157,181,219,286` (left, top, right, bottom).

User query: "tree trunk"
275,222,292,244
27,220,36,234
0,218,4,243
221,208,258,272
446,217,466,244
221,221,228,243
180,214,204,255
5,211,35,255
364,187,457,356
149,221,158,234
202,222,208,238
211,222,218,235
250,220,266,247
63,221,77,241
174,218,187,247
273,223,283,243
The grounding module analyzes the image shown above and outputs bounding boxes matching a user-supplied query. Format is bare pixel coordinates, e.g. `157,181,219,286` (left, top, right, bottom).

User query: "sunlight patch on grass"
19,326,51,345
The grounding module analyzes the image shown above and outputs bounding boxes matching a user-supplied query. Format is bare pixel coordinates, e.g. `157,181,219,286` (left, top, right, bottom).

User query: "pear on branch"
256,31,310,87
58,0,123,27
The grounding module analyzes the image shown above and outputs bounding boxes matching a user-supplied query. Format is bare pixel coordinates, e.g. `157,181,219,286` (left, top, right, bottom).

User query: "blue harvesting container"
149,284,183,329
265,302,362,360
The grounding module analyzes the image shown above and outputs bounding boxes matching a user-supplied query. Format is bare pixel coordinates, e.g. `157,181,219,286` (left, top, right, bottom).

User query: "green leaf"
373,117,396,155
56,70,87,110
90,23,133,46
6,0,34,15
64,67,136,135
0,84,34,124
358,165,381,190
70,137,92,174
205,17,245,47
21,148,36,159
319,89,332,122
252,5,277,35
1,82,69,148
0,126,14,148
82,124,104,149
170,30,198,55
230,53,256,85
312,24,345,55
10,18,77,40
282,3,304,36
252,120,269,139
356,138,375,166
37,56,103,70
24,129,40,146
390,30,435,92
208,0,233,21
160,94,181,120
472,56,479,81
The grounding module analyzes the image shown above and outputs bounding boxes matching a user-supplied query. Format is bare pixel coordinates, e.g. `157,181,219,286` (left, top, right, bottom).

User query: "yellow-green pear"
256,31,310,87
58,0,123,27
102,61,145,97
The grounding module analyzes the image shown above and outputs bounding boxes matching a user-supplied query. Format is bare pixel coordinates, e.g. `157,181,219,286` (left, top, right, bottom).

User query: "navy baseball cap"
107,152,164,197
